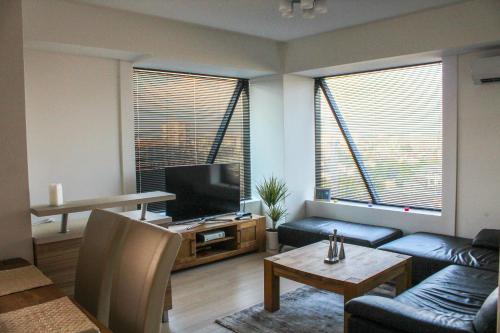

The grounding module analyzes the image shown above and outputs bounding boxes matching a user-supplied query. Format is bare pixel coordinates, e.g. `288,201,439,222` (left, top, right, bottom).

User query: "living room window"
315,63,443,211
133,69,251,211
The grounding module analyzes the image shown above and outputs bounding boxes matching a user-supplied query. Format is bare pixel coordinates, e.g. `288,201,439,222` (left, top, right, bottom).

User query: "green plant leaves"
256,176,289,230
256,176,289,207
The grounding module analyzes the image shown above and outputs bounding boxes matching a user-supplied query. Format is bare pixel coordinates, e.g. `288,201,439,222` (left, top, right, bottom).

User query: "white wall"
249,74,315,223
283,75,315,221
456,50,500,237
0,0,33,261
21,0,281,78
24,49,122,219
285,0,500,74
249,75,285,197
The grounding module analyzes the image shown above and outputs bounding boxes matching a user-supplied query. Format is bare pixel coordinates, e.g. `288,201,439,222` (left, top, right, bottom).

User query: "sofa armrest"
346,296,473,333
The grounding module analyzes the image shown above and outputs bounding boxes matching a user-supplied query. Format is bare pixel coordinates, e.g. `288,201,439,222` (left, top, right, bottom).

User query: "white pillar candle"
49,183,64,206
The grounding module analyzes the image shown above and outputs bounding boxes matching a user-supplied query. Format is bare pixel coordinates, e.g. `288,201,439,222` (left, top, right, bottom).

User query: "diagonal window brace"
316,78,380,204
206,79,248,164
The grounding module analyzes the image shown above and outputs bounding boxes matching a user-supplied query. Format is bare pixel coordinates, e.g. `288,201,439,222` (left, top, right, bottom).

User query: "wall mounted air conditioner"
471,56,500,84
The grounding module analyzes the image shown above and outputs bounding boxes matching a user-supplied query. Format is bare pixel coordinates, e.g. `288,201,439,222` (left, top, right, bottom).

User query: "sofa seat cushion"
347,295,476,333
378,232,499,283
396,265,498,320
277,217,402,248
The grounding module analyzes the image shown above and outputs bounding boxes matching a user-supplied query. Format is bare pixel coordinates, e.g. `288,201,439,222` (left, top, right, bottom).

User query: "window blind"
133,69,251,212
315,63,443,211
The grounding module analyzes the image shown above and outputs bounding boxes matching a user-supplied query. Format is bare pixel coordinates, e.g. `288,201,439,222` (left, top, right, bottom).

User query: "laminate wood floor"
162,252,302,333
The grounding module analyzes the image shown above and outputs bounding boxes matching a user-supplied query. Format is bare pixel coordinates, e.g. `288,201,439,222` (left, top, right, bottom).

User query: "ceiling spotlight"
279,0,328,19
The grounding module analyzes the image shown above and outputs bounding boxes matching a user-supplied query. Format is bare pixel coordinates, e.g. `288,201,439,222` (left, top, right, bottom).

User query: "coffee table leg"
395,260,412,295
264,260,280,312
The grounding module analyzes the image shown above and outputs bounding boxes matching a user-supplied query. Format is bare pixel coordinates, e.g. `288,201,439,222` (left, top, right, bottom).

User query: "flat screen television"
165,163,241,222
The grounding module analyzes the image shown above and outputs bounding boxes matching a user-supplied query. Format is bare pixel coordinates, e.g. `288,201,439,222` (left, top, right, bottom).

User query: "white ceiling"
76,0,464,41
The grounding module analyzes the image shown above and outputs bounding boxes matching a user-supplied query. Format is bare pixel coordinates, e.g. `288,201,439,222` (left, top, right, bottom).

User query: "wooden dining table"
0,258,111,333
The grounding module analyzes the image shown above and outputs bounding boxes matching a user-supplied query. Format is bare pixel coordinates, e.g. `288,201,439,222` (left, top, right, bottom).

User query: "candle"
49,183,64,206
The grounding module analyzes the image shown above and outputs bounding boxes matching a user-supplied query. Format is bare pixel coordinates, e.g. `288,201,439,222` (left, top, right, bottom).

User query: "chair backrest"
74,209,129,324
108,221,181,333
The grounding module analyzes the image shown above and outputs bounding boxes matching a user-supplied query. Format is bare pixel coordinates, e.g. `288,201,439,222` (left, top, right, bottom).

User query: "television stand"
164,214,266,271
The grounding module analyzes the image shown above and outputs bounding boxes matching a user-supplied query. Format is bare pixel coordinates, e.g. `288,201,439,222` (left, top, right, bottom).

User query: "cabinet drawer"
34,238,82,296
239,222,257,249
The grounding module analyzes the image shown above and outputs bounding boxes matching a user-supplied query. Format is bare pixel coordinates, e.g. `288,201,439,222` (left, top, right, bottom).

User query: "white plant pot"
266,230,279,252
265,213,285,230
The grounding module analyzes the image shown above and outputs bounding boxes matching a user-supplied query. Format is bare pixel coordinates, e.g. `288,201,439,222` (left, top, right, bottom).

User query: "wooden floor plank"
162,252,301,333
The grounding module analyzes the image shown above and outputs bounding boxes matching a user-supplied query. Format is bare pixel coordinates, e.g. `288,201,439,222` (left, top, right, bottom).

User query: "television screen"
165,163,241,222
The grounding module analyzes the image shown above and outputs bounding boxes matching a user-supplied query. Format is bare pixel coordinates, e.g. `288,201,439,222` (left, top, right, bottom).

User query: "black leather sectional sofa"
277,218,499,333
347,266,498,333
348,229,499,333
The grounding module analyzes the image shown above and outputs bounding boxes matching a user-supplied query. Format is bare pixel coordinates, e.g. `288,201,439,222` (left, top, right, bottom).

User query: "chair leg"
162,310,169,323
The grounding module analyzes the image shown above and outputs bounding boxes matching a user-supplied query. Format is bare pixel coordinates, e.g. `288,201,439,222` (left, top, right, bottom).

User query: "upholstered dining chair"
74,209,130,325
108,220,181,333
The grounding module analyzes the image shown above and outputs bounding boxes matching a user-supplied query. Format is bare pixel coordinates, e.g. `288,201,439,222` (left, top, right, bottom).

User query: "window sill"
311,199,441,217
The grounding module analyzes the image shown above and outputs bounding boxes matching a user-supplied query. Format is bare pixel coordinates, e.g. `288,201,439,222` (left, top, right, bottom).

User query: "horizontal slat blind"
315,63,443,210
133,69,251,211
214,84,251,198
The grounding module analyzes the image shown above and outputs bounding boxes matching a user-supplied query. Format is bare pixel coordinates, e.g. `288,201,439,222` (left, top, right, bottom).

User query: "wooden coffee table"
264,241,412,332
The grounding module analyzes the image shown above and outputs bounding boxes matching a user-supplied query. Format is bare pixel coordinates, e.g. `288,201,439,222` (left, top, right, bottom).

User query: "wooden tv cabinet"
164,214,266,271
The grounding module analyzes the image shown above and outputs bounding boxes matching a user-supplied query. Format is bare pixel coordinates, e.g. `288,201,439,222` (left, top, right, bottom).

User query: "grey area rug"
215,285,394,333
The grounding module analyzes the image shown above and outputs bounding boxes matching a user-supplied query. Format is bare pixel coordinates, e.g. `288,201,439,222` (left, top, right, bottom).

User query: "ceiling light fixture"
279,0,328,19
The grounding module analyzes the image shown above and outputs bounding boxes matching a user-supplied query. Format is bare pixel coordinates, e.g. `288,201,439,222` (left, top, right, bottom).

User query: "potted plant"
256,176,289,252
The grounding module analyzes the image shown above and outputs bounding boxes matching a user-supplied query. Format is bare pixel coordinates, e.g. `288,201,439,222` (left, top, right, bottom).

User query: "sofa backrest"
473,229,500,250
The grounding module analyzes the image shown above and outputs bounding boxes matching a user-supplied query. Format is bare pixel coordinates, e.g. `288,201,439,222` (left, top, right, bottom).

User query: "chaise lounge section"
346,264,498,333
278,217,403,248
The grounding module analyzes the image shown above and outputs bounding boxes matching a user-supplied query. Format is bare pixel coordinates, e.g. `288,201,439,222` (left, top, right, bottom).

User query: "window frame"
132,68,252,209
314,62,444,212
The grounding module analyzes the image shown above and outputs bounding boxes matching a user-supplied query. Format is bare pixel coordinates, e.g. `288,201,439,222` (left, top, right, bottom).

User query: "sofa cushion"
396,265,498,321
277,217,402,248
346,295,475,333
473,229,500,250
378,232,499,283
473,287,498,333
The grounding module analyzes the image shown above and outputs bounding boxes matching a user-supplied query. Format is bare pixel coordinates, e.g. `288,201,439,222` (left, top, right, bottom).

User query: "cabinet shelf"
196,236,235,248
